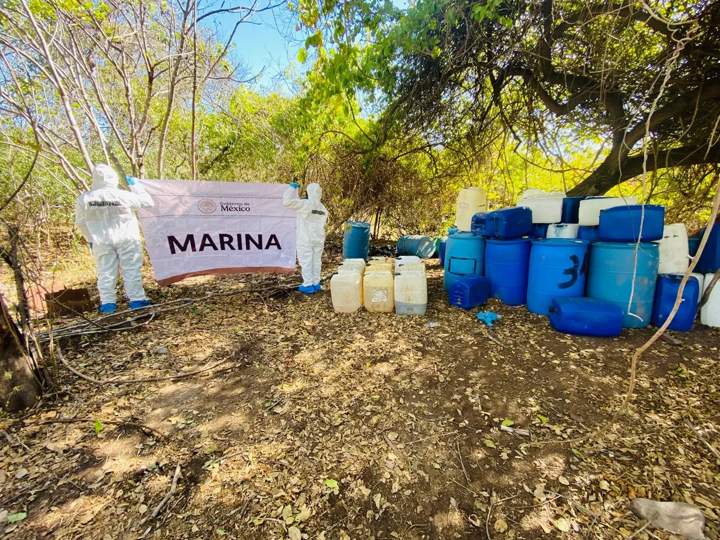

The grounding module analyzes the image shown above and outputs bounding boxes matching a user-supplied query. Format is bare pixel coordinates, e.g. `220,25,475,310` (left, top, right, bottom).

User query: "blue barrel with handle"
598,204,665,242
651,274,700,332
485,238,531,305
397,235,436,258
549,297,623,337
343,221,371,260
561,197,586,223
527,239,590,315
578,226,599,243
530,224,549,239
586,242,659,328
695,224,720,273
444,232,485,291
439,240,447,266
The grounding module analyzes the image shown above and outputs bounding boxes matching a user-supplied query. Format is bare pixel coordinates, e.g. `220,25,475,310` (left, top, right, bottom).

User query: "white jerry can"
456,186,487,231
658,223,689,274
363,270,394,313
331,271,363,313
395,271,427,315
701,273,720,327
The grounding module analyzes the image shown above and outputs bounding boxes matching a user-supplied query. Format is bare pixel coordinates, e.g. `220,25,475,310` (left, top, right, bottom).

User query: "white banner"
136,180,296,285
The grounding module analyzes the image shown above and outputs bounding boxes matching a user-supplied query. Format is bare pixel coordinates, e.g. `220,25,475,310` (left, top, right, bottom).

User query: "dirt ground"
1,256,719,540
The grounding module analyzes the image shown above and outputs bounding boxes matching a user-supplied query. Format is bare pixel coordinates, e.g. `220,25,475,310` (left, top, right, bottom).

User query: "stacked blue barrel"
442,186,720,335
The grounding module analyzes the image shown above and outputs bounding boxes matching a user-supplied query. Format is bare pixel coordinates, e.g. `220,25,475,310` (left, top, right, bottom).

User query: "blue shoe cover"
313,283,322,292
130,300,150,310
298,285,315,294
99,303,117,313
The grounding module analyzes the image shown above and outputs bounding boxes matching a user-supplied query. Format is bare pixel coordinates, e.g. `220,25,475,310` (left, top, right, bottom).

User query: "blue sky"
209,3,306,93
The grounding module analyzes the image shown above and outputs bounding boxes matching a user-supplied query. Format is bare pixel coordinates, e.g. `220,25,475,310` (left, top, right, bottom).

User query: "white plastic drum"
578,197,638,226
658,223,689,274
701,273,720,327
518,189,565,224
456,187,487,231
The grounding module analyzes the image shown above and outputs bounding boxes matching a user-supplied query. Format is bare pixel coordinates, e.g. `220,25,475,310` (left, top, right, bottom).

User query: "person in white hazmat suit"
283,181,328,294
75,164,155,313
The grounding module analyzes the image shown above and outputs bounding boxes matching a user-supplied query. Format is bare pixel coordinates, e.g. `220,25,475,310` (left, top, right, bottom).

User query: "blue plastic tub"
549,297,624,337
598,204,665,242
527,239,590,315
578,226,600,243
695,224,720,273
586,242,659,328
448,276,490,309
343,221,371,260
561,197,586,224
530,224,549,239
444,232,485,291
472,208,532,239
397,235,436,258
485,238,531,306
689,237,700,257
651,274,700,332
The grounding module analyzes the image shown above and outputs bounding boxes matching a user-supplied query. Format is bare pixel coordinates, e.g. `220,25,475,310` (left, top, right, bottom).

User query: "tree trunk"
0,295,40,412
568,145,720,197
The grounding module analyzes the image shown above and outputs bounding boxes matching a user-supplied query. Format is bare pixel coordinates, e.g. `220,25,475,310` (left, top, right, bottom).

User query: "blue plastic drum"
444,232,485,291
527,239,589,315
485,238,531,306
586,242,659,328
343,221,371,260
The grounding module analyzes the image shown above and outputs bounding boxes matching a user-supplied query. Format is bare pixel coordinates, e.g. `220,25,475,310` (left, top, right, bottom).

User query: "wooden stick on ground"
139,464,182,539
150,464,182,519
39,418,166,440
685,420,720,461
55,344,237,386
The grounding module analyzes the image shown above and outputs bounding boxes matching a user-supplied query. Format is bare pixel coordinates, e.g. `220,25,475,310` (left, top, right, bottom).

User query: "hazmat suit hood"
306,183,322,203
92,164,120,190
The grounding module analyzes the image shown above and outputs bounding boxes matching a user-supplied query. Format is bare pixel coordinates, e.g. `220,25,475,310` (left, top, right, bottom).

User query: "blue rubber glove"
126,176,136,186
477,311,500,327
290,182,299,189
89,242,93,251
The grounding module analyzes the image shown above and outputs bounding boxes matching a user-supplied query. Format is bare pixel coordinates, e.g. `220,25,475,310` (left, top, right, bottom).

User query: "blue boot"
313,283,322,292
130,300,150,310
298,285,315,295
99,303,117,313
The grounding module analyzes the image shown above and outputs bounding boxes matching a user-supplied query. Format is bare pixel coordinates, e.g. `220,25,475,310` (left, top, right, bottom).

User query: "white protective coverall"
75,164,155,306
283,183,328,287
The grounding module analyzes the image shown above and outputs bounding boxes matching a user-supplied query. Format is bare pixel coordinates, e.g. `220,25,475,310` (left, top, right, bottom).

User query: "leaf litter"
0,259,718,539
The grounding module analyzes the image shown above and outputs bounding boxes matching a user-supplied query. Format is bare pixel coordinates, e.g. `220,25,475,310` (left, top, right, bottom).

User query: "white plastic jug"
658,223,689,274
331,272,363,313
395,256,421,274
546,224,579,239
701,273,720,327
395,271,427,315
343,258,366,267
399,262,426,274
517,189,565,224
339,260,366,275
578,197,638,226
691,273,704,292
364,270,394,312
366,262,393,273
456,186,487,231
